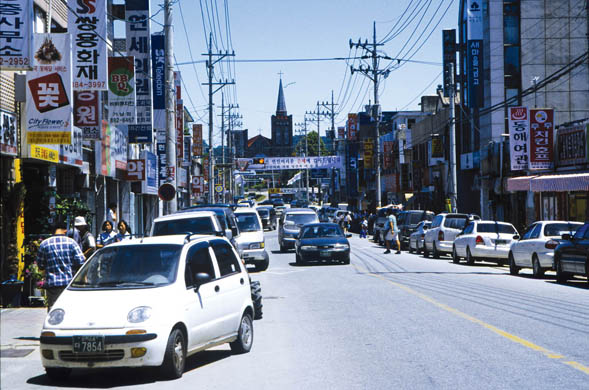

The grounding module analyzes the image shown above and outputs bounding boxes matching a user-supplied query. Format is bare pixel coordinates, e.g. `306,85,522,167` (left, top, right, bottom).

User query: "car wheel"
161,328,186,379
295,253,302,265
256,258,269,272
230,313,254,354
509,253,519,275
343,255,350,265
452,246,460,264
423,244,429,258
45,367,71,381
555,258,568,284
532,255,544,278
250,281,263,320
279,243,285,253
432,242,440,259
466,247,474,265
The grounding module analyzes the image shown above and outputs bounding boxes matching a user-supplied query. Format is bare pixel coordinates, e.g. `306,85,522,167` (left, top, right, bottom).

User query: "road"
1,230,588,389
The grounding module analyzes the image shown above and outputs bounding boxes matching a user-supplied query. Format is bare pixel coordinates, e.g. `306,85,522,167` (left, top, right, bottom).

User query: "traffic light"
253,158,265,165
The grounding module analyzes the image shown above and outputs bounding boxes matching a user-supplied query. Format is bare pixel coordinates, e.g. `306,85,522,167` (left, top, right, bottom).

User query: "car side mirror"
561,233,571,241
215,230,224,237
193,272,212,291
513,235,520,240
231,226,239,237
224,228,232,239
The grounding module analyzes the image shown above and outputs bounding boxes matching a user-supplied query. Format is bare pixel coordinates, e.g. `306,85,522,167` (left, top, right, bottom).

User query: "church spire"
276,77,287,114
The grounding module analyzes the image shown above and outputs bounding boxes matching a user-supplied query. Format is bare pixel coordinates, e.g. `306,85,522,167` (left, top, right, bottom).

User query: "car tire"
256,258,269,272
45,367,71,381
250,281,263,320
555,258,568,284
509,253,519,275
343,256,350,265
279,242,285,253
532,255,544,278
230,313,254,354
432,242,440,259
423,244,429,258
295,253,303,265
161,328,186,379
452,246,460,264
466,247,474,265
408,245,413,253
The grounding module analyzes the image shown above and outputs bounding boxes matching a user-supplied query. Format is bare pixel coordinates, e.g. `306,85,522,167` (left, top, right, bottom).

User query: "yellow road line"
353,263,589,375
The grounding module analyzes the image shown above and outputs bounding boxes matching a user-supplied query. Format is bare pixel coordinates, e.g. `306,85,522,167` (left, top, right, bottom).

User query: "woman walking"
96,220,117,248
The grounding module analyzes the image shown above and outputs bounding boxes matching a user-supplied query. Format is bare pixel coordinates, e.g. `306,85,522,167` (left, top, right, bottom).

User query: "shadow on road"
546,279,589,290
270,250,292,254
288,261,346,267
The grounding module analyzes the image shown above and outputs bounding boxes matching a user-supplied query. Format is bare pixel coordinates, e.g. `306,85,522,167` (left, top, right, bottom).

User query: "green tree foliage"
293,131,328,157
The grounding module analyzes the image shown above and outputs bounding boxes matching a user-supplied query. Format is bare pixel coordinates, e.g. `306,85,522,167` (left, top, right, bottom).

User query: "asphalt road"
2,230,588,389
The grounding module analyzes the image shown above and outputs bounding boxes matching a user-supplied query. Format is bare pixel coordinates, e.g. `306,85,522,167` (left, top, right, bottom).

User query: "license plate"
495,240,508,245
320,250,331,257
73,336,105,353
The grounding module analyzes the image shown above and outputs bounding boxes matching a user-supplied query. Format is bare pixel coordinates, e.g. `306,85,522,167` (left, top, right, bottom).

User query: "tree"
293,131,328,157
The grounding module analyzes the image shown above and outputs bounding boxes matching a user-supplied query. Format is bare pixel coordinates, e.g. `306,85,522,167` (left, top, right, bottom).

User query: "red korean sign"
203,158,209,181
192,124,203,156
347,113,358,140
176,99,183,158
528,108,554,170
125,159,145,181
74,91,101,139
383,141,393,169
192,175,205,194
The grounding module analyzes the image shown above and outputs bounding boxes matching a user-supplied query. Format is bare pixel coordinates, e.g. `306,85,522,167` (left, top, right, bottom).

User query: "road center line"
352,263,589,375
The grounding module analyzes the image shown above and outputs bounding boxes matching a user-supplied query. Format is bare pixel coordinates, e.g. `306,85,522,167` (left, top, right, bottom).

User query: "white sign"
0,110,18,155
26,34,73,144
240,156,343,170
508,106,529,171
192,175,204,194
0,0,33,70
70,0,107,90
126,159,145,180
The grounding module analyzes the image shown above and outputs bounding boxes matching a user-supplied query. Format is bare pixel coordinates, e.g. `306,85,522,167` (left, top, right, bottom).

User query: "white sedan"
508,220,583,277
408,221,431,253
452,220,518,265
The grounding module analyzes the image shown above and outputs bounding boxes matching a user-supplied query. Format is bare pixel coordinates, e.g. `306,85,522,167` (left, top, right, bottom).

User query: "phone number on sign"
0,57,30,66
73,81,106,89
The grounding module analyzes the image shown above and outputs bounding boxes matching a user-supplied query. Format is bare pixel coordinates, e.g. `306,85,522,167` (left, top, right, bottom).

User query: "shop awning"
530,173,589,192
506,176,536,192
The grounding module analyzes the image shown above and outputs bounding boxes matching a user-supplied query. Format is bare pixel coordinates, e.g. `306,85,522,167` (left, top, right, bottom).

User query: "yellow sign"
16,159,25,281
30,145,59,163
269,188,280,194
28,132,72,145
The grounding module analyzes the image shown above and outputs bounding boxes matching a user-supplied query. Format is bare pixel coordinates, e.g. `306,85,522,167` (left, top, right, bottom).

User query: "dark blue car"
295,223,351,265
554,222,589,285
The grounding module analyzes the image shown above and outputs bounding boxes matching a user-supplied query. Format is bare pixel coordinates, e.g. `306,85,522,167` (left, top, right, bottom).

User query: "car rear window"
406,212,430,224
477,223,517,234
544,223,582,237
153,217,216,236
443,216,469,229
257,208,269,217
286,213,318,225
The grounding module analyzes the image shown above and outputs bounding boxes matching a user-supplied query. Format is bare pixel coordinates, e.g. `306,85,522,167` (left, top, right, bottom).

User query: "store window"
542,193,557,220
568,192,588,222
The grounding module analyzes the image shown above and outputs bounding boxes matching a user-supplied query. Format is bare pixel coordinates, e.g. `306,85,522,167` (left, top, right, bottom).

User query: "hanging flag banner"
175,72,183,158
508,106,529,170
70,0,107,90
95,120,127,177
466,0,484,108
529,108,554,170
151,33,165,129
26,34,73,144
442,29,456,98
240,156,343,170
192,124,203,156
108,56,136,125
0,0,33,70
156,128,167,183
126,0,152,143
141,150,158,194
0,110,18,155
203,158,209,181
74,90,101,139
183,135,191,166
347,113,358,140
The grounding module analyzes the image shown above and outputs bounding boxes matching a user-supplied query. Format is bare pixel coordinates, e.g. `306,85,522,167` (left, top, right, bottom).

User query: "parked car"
508,221,583,277
452,220,518,265
256,206,277,230
178,206,241,248
151,211,224,237
553,222,589,285
274,205,287,217
40,235,254,380
408,221,431,253
295,223,350,265
278,208,319,252
424,213,472,258
234,208,269,272
398,210,435,250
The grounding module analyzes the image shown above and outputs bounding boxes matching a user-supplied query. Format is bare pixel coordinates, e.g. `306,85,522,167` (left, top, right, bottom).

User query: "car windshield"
286,213,318,225
443,216,469,229
257,209,269,217
71,244,181,288
405,212,430,224
544,223,581,237
477,223,517,234
152,217,216,236
301,225,343,238
236,213,261,232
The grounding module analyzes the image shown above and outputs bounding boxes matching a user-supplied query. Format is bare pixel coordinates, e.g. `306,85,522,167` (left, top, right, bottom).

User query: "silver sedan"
408,221,431,254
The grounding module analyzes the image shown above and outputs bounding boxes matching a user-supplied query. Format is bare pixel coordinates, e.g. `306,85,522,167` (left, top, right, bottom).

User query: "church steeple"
276,78,287,114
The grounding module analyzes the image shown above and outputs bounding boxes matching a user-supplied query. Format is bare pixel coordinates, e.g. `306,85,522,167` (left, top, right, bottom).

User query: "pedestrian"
107,203,117,225
74,216,96,259
344,212,352,234
36,218,85,311
360,217,368,238
96,220,117,248
66,221,81,247
384,209,401,254
116,220,132,241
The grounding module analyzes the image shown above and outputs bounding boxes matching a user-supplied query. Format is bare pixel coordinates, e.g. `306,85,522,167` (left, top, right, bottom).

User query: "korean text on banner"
1,110,18,155
183,136,191,166
126,0,152,143
95,120,128,177
108,56,136,125
508,107,529,170
529,108,554,170
70,0,107,90
348,114,358,140
192,176,205,194
262,156,343,170
74,91,101,140
192,124,203,156
466,0,484,108
175,72,183,158
27,126,83,167
156,128,167,182
151,34,165,129
26,34,73,144
0,0,33,70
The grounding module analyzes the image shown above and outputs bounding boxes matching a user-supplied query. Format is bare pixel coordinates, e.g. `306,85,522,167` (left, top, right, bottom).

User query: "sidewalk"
1,308,47,355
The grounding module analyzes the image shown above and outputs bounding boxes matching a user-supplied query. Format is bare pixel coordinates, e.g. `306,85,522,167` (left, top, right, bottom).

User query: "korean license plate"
320,250,331,257
73,336,105,353
495,239,508,245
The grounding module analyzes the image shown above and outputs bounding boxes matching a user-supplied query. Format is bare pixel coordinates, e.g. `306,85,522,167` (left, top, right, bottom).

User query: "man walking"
74,216,96,259
384,209,401,254
36,218,86,311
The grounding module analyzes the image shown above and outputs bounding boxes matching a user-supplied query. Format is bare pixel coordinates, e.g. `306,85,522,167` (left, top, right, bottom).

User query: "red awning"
506,176,536,192
530,173,589,192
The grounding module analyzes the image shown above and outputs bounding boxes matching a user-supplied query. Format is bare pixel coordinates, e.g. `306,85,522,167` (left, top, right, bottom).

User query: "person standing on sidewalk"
74,216,96,259
384,209,401,254
36,219,86,311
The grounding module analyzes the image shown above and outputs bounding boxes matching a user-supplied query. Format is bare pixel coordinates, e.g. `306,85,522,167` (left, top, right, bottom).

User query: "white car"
234,208,269,271
508,221,583,277
408,221,431,253
452,220,518,265
424,213,473,258
40,235,254,381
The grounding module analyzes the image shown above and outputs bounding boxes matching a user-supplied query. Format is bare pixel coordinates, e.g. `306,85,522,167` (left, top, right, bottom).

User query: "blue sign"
151,34,165,111
467,40,484,108
141,150,158,195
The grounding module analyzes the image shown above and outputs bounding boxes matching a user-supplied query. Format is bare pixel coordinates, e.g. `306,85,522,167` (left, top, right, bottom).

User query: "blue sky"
148,0,459,144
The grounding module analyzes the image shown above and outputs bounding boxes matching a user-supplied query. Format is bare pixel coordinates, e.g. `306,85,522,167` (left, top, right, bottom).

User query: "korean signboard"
126,159,145,181
192,175,205,194
156,128,167,182
177,167,187,189
151,33,165,129
175,72,183,158
243,156,343,170
183,136,191,167
338,126,345,139
27,126,83,167
70,0,107,90
383,141,393,169
26,34,73,144
0,0,33,70
192,124,203,156
0,110,17,155
74,91,101,139
108,56,136,126
126,0,152,143
442,29,456,98
557,124,588,166
203,158,209,181
142,150,158,194
508,106,529,170
348,113,358,140
363,140,374,167
529,108,554,170
466,0,484,108
95,120,127,177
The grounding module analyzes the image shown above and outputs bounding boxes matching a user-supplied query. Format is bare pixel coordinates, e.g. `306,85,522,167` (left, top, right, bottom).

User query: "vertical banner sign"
508,106,529,170
192,175,204,194
529,108,554,170
0,0,33,70
203,157,209,181
192,124,202,156
467,0,483,108
175,72,183,158
141,150,158,194
70,0,107,90
126,0,152,143
383,141,393,169
363,140,374,167
95,120,127,176
183,136,191,166
442,29,456,98
151,33,165,129
74,91,101,139
156,128,167,183
0,110,18,155
108,56,136,125
26,34,73,144
337,126,345,139
347,113,358,140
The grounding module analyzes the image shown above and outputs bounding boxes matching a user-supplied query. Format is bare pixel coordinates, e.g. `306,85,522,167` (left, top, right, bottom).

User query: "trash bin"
1,277,23,307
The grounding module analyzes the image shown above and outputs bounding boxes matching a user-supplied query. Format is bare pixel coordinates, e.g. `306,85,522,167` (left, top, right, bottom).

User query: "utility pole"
225,108,240,202
448,62,458,213
350,22,390,208
202,33,234,203
164,0,177,212
220,93,225,202
320,90,338,154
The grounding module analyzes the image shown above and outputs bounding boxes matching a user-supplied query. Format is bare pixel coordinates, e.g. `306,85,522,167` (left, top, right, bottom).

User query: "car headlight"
334,243,350,250
300,245,316,250
249,242,265,249
127,306,152,323
47,309,65,325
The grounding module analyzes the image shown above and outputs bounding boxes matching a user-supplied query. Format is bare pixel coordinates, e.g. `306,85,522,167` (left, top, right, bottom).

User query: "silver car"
408,221,431,254
278,209,319,252
234,208,269,271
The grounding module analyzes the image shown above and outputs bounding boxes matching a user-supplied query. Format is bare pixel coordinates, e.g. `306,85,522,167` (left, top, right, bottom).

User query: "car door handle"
240,278,244,285
215,285,220,292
